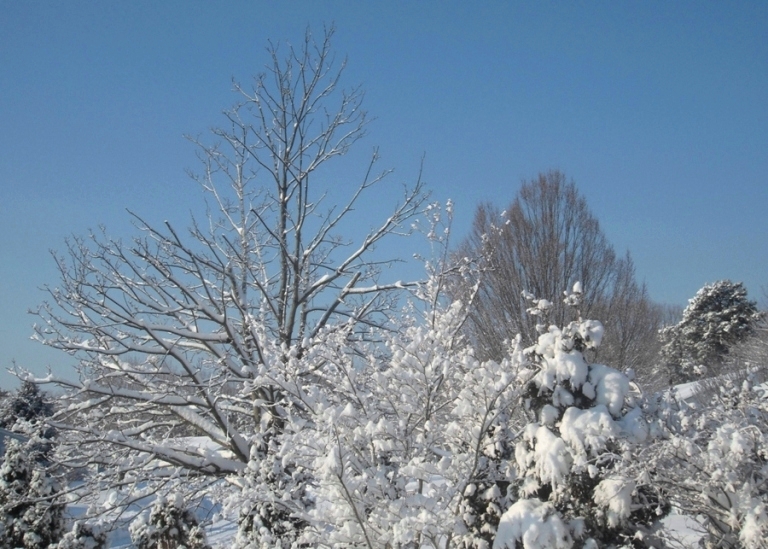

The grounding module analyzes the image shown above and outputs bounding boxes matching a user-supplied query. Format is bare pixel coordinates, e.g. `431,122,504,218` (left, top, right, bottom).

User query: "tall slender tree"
452,171,663,380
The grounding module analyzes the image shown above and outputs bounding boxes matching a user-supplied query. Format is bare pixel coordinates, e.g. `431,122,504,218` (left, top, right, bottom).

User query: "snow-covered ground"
661,513,705,548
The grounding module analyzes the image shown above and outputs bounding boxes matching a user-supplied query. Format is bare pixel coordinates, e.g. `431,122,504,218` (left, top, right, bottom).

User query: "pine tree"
0,381,56,469
661,280,762,384
0,381,54,431
234,442,311,549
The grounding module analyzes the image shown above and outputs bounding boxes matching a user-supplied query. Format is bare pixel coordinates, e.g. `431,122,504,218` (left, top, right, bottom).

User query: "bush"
130,493,211,549
54,520,108,549
652,370,768,548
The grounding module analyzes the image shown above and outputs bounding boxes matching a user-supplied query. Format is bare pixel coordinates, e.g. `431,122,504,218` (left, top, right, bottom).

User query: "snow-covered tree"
31,26,426,539
661,280,762,384
0,379,56,463
221,204,531,548
291,294,527,548
494,285,669,549
452,171,664,382
0,438,64,549
130,493,211,549
651,370,768,548
0,380,54,433
54,520,108,549
728,319,768,372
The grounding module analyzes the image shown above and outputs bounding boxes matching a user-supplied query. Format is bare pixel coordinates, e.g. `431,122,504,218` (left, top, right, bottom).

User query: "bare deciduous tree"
31,27,426,531
452,170,663,381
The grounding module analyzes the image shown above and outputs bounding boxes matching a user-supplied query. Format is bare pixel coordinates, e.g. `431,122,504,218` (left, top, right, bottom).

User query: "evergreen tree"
0,381,56,462
234,442,311,549
0,438,64,549
495,286,669,549
0,380,54,431
661,280,762,384
54,520,108,549
129,494,211,549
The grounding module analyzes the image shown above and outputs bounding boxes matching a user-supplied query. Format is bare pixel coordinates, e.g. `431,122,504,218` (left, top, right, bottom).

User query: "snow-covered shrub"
129,493,211,549
493,498,572,549
233,438,311,548
54,520,108,549
225,264,531,548
0,438,64,549
661,280,762,384
225,276,674,549
652,371,768,548
496,285,669,549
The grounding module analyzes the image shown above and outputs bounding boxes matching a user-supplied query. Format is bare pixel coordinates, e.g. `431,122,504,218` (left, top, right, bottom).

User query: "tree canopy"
31,27,426,543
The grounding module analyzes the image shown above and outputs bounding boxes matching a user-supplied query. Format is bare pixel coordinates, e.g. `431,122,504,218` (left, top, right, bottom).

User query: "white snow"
571,281,583,294
578,319,604,348
493,499,572,549
592,478,634,528
587,364,629,416
517,425,570,493
559,405,620,467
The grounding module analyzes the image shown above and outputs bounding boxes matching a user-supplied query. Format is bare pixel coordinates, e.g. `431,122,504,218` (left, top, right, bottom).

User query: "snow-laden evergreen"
54,520,108,549
661,280,762,384
495,286,669,549
130,493,211,549
0,438,64,549
0,381,54,432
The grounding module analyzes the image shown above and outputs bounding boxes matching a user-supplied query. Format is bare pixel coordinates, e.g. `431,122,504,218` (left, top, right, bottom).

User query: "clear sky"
1,1,767,389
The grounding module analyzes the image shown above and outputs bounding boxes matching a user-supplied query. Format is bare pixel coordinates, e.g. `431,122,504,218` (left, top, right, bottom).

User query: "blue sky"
1,1,767,389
